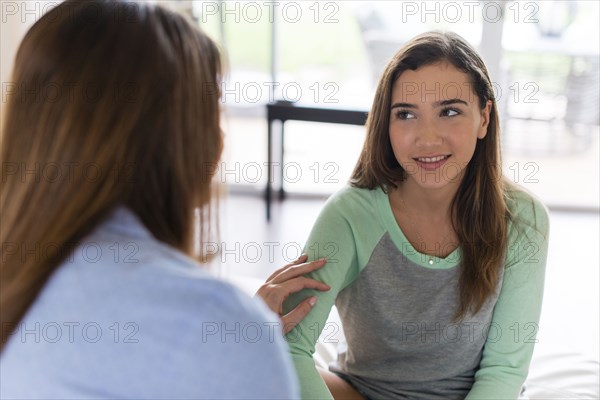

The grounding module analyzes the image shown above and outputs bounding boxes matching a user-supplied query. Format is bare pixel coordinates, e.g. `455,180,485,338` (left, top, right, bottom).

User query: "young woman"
261,31,549,399
0,1,328,398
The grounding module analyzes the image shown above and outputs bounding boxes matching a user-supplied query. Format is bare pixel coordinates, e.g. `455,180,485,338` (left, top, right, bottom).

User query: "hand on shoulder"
256,255,330,334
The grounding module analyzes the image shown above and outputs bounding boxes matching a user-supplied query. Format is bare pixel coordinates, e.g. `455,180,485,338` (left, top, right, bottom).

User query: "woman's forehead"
392,62,477,104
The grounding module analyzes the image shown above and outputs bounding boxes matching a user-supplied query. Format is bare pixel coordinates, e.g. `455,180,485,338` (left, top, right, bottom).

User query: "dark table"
266,100,368,220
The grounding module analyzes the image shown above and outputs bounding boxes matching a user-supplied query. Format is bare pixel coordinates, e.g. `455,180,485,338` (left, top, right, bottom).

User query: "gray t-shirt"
331,233,502,399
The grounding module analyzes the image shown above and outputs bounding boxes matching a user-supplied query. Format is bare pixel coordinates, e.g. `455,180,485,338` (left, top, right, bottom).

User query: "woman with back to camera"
258,31,550,399
0,1,330,398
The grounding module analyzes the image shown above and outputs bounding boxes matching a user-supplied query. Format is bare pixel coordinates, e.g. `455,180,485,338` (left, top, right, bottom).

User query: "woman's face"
389,61,491,192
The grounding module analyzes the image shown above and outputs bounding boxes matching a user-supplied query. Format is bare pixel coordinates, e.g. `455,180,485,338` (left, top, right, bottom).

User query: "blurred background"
2,1,599,208
191,0,599,210
1,1,599,396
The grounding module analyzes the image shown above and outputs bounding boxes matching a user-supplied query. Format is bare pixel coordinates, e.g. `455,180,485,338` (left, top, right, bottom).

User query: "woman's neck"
388,180,461,259
392,179,458,219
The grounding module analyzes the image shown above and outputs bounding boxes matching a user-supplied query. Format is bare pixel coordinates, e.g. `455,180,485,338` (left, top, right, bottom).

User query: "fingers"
255,284,284,315
281,296,318,334
288,253,309,267
270,258,327,285
257,255,330,333
283,276,330,294
255,276,330,317
266,254,309,281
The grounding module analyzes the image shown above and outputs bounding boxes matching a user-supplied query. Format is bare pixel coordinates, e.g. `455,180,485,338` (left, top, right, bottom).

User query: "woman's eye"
441,108,460,117
395,110,414,120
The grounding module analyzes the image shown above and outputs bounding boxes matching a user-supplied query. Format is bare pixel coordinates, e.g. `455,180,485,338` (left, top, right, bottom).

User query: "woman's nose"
415,119,443,147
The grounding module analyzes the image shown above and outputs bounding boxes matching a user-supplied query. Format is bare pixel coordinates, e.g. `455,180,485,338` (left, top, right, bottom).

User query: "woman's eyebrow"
390,102,416,109
434,98,468,107
391,98,468,110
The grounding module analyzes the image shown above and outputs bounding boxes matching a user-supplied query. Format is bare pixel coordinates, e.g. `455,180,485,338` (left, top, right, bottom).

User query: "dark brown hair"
351,31,510,319
1,0,222,349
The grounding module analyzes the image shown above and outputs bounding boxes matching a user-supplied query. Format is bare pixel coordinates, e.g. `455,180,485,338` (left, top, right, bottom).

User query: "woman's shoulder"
504,182,550,239
310,185,390,237
323,184,384,213
327,183,369,200
45,207,279,328
4,214,297,398
4,264,296,399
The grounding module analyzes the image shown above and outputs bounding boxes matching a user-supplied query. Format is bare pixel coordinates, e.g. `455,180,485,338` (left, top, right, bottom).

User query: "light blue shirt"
1,207,299,399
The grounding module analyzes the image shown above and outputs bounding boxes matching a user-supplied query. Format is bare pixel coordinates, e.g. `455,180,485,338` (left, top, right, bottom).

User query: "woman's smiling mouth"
413,154,451,170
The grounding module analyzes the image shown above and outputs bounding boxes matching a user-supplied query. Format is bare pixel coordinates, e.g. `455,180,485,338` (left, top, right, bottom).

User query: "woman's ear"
477,100,492,139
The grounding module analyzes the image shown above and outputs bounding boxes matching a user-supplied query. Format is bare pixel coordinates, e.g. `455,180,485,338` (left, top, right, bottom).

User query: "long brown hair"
1,0,222,349
351,31,510,319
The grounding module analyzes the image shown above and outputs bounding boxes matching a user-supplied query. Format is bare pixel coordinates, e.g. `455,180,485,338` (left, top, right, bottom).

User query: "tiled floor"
207,192,600,371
